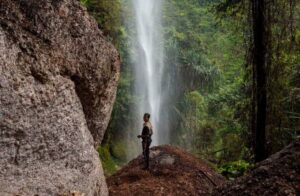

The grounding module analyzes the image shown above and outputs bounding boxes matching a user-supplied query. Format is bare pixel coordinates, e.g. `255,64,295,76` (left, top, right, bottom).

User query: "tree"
252,0,267,162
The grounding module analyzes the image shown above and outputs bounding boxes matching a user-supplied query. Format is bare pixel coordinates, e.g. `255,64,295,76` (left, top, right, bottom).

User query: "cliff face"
0,0,120,195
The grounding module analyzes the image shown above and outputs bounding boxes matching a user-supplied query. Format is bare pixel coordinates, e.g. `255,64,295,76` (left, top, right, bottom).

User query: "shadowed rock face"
0,0,120,195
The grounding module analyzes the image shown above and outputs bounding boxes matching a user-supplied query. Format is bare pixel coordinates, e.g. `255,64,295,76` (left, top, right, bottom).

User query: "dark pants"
142,138,152,168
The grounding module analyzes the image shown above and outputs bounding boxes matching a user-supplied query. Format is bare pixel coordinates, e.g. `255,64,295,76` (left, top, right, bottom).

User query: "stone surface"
0,0,120,195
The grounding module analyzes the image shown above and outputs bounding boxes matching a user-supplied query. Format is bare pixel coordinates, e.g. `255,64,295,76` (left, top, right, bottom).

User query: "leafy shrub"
218,160,252,180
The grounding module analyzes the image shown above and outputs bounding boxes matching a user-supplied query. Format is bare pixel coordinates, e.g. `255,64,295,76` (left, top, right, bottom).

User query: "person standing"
137,113,153,170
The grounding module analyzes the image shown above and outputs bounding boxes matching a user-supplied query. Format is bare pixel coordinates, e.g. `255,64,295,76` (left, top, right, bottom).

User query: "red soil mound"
107,145,226,196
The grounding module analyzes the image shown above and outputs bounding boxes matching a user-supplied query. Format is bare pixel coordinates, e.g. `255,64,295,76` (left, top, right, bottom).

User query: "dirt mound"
213,141,300,196
107,145,226,196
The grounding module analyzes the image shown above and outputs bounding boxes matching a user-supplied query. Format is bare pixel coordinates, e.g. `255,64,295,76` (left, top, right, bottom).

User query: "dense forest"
81,0,299,178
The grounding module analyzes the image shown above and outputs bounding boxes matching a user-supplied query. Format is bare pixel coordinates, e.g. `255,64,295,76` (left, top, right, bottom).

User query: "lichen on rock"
0,0,120,195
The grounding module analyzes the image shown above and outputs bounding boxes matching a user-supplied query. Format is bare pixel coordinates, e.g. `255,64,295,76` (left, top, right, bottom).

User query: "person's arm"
149,128,153,136
138,135,150,138
149,122,153,136
137,123,145,138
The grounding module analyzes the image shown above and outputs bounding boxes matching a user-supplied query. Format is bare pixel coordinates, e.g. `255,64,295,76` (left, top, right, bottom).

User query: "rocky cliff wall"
0,0,120,195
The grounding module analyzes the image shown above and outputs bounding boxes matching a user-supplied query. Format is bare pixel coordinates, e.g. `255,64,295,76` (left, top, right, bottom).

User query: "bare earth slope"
213,141,300,196
107,145,226,196
0,0,120,195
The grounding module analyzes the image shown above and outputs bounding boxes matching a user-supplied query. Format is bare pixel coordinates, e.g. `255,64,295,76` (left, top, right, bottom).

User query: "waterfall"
130,0,168,147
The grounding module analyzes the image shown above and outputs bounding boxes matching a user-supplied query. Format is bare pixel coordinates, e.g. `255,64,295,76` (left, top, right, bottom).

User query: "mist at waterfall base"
124,0,172,160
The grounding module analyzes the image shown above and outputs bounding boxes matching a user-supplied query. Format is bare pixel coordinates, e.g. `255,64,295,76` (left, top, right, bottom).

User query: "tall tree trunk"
252,0,267,162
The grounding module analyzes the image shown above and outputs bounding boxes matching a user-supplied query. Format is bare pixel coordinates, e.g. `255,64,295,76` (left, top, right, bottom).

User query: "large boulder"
107,145,226,195
0,0,120,195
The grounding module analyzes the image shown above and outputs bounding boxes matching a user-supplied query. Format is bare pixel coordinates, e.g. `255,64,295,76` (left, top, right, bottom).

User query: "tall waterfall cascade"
131,0,168,146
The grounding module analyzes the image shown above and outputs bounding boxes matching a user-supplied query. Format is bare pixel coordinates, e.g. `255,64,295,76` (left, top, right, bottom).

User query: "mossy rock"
98,144,119,176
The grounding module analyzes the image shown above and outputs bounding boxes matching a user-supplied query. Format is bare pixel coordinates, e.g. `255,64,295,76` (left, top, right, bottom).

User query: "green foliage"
83,0,300,174
218,160,252,179
111,140,127,161
80,0,89,6
263,1,300,152
176,91,212,154
98,144,120,176
108,72,135,136
81,0,122,45
97,140,127,176
216,0,300,158
164,0,220,90
165,0,247,164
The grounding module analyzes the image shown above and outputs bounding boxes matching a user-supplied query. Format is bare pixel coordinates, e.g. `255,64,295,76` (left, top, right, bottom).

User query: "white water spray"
131,0,167,146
